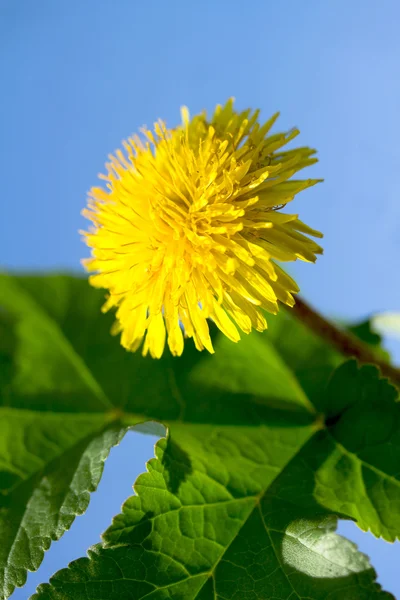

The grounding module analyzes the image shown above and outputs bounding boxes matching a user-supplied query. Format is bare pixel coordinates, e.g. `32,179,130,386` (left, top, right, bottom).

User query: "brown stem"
291,296,400,388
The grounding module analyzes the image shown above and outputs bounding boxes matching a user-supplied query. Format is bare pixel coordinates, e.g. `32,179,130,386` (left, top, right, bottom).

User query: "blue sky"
1,0,400,597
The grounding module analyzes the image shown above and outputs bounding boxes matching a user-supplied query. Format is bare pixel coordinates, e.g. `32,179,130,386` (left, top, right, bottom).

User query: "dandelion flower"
82,99,323,358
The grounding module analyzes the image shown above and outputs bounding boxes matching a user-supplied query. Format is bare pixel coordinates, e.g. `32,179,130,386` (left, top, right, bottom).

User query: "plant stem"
292,296,400,388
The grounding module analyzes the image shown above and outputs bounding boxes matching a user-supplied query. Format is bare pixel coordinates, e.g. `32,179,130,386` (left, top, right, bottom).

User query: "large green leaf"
32,362,397,599
1,274,398,599
0,274,316,599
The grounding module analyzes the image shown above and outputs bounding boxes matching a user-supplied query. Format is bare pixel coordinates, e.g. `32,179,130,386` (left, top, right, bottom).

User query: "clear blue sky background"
1,0,400,597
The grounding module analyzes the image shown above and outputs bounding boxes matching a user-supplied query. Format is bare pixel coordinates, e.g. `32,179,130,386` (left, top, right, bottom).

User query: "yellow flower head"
83,99,323,358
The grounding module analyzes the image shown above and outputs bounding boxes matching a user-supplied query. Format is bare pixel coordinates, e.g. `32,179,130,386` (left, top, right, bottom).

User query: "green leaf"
0,276,131,599
0,276,127,599
0,274,317,598
348,319,391,362
1,274,399,599
31,532,390,600
312,360,400,541
32,394,394,599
